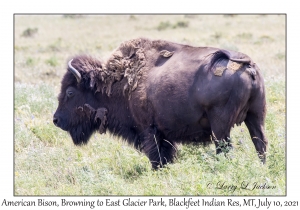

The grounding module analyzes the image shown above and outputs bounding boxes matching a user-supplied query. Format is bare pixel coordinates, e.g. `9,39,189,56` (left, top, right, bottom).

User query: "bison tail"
207,49,256,79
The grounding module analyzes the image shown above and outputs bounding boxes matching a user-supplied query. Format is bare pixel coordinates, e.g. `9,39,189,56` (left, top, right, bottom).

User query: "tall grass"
14,15,285,195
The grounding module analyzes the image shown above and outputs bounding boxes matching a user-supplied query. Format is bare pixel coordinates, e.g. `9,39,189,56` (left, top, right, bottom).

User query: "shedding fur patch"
79,104,108,134
214,60,243,77
105,38,147,98
214,66,227,76
159,50,174,58
94,107,108,134
227,60,243,71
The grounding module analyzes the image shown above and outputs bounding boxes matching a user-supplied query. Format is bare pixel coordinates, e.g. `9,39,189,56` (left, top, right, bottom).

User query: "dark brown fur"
53,38,268,169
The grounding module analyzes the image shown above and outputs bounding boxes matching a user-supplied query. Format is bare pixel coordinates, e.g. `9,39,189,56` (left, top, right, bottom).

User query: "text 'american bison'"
53,38,267,169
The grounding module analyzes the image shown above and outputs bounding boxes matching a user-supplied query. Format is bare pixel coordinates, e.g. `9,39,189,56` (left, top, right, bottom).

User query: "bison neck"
96,88,139,144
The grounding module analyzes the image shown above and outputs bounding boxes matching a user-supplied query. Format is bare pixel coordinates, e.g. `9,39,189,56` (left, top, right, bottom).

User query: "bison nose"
53,117,58,126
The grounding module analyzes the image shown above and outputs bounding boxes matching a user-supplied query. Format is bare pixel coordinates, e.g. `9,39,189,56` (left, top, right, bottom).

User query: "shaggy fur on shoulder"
106,38,149,98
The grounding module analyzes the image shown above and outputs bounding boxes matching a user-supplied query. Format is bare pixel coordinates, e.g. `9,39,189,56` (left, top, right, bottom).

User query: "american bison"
53,38,267,169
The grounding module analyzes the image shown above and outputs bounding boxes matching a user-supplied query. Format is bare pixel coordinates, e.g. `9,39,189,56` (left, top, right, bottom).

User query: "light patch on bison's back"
159,50,174,58
214,66,227,76
214,61,244,77
227,60,243,71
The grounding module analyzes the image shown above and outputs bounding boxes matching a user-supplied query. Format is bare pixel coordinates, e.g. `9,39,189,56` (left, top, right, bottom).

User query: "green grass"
45,56,59,67
156,20,189,30
14,15,285,195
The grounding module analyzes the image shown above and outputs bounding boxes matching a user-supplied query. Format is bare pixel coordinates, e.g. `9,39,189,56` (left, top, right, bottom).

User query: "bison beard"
68,104,108,145
69,123,94,145
53,38,268,169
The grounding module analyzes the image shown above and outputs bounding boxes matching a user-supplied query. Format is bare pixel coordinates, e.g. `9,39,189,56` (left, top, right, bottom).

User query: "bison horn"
68,59,81,83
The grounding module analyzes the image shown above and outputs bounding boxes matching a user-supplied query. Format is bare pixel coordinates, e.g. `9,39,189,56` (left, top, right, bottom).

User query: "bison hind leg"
244,88,268,164
213,135,233,155
206,108,234,155
244,112,268,164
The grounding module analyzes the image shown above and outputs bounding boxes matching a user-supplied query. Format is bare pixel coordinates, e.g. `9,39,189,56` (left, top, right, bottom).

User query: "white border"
2,1,298,209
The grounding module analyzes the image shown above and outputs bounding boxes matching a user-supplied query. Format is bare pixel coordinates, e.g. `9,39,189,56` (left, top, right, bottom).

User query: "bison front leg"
142,127,177,169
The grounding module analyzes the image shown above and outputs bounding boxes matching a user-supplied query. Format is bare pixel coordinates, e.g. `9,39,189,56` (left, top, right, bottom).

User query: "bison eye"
66,87,76,98
66,90,74,98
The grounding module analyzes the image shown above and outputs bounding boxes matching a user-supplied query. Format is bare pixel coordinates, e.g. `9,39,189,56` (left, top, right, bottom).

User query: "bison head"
53,56,107,145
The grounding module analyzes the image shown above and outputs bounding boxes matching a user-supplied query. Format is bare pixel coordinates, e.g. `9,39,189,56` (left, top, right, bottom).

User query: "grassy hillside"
14,15,285,195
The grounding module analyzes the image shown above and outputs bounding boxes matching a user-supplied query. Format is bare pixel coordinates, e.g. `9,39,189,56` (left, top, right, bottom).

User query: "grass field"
14,15,285,195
